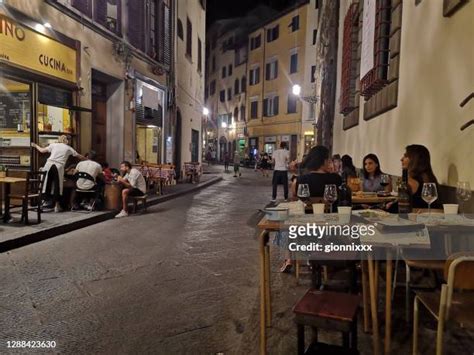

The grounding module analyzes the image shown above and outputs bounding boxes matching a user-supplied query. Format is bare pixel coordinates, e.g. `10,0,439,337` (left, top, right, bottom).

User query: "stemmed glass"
297,184,310,207
324,184,338,213
422,183,438,220
456,181,472,217
380,174,390,193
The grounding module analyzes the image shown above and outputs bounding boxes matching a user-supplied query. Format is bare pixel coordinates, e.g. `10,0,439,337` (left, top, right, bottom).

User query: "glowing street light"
292,84,301,96
221,122,227,128
202,107,209,116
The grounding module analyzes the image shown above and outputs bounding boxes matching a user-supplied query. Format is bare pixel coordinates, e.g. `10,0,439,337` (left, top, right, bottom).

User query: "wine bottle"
398,169,412,214
339,173,352,207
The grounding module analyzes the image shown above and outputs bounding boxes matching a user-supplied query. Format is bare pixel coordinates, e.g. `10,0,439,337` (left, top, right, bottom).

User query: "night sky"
206,0,296,26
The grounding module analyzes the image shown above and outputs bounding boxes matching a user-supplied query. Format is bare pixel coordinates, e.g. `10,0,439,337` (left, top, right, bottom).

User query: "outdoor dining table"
0,177,27,223
362,213,474,355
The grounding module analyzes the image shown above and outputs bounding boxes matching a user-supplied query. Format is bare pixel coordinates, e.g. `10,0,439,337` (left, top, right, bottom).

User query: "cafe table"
0,177,27,223
359,211,474,355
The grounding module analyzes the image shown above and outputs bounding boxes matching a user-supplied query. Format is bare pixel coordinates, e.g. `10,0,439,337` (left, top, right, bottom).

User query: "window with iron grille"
186,17,192,58
340,3,359,114
360,0,391,98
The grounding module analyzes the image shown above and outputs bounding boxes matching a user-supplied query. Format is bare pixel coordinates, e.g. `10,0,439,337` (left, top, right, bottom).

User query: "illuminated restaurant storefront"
0,11,82,174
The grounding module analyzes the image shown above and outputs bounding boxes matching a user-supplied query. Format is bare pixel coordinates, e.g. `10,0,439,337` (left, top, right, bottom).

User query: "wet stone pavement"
1,165,473,354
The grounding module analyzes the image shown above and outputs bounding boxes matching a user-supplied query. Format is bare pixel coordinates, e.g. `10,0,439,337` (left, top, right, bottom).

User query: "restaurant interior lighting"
147,125,157,128
292,84,301,96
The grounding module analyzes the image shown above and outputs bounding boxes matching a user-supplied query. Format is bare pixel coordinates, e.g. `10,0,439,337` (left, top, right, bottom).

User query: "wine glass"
297,183,310,206
456,181,472,217
422,183,438,220
380,174,390,193
324,184,338,213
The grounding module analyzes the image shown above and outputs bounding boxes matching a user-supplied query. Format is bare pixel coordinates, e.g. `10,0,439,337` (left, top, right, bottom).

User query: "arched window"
177,19,184,40
234,79,240,95
241,76,246,92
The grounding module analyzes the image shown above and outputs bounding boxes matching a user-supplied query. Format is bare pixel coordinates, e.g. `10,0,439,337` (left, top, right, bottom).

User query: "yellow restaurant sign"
0,14,77,83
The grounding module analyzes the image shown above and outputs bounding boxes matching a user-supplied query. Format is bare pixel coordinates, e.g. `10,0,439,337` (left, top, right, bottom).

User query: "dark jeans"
272,170,288,199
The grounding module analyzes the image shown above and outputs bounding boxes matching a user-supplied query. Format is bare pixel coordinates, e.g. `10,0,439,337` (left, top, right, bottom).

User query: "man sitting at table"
71,150,104,211
115,161,147,218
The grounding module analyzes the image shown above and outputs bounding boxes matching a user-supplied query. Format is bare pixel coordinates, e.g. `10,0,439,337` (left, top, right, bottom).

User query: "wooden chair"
293,289,360,355
9,171,46,225
130,194,147,214
413,252,474,355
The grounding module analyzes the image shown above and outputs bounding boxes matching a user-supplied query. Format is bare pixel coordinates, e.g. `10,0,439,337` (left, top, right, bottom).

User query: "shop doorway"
91,81,107,163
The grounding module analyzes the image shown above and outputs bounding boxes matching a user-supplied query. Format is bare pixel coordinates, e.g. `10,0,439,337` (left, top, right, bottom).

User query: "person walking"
233,150,241,177
223,151,230,173
260,153,271,177
271,142,290,202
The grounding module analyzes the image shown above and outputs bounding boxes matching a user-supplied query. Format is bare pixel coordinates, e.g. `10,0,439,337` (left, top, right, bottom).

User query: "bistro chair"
293,289,360,355
413,252,474,355
9,171,46,225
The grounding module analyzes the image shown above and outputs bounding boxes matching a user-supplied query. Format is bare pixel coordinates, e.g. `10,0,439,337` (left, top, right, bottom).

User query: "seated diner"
115,161,147,218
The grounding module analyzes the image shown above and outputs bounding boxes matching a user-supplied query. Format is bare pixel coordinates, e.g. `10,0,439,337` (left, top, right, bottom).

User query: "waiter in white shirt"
31,135,86,212
271,141,290,202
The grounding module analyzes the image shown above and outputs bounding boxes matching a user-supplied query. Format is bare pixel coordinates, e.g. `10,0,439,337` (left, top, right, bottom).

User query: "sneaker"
270,199,276,203
115,210,128,218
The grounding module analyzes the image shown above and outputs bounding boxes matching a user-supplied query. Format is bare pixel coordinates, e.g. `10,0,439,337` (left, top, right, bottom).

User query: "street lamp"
221,122,228,129
292,84,319,104
202,107,209,116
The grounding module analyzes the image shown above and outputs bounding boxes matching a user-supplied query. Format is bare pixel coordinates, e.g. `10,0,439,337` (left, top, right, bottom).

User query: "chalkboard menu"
0,92,30,129
38,84,72,108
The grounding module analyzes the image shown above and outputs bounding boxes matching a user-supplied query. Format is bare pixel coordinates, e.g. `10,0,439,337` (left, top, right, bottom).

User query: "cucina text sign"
0,14,77,83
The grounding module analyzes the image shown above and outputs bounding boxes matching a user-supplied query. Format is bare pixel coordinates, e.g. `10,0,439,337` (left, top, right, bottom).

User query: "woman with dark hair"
291,145,342,200
341,154,357,178
401,144,439,208
362,153,392,192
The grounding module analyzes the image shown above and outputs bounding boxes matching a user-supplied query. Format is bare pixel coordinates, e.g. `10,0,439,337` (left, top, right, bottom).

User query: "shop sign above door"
0,14,77,83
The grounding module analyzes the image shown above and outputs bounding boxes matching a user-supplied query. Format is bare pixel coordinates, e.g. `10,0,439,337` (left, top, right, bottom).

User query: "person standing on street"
271,142,290,202
233,150,241,177
223,151,230,173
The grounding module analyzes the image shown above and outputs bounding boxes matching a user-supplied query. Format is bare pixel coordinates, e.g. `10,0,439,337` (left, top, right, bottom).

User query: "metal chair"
413,252,474,355
74,172,100,212
9,171,46,225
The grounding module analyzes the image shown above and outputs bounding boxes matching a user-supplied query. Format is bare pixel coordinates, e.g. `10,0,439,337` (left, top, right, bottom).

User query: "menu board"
0,92,30,129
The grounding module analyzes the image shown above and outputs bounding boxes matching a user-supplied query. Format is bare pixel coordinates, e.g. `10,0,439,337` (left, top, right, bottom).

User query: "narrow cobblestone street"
0,167,272,354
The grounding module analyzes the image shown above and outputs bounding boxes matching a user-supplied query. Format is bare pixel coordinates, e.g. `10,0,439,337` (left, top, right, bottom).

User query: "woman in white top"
31,135,85,212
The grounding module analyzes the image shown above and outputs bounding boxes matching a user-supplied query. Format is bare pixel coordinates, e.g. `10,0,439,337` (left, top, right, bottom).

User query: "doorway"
91,81,107,163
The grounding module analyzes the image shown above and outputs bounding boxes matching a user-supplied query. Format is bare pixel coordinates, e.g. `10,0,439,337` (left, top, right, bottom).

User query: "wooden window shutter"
94,0,107,25
360,0,391,98
340,3,359,114
157,0,171,65
72,0,92,17
273,96,279,115
127,0,145,51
